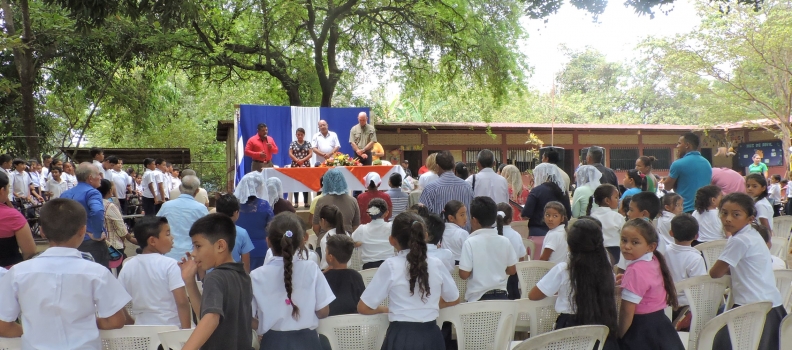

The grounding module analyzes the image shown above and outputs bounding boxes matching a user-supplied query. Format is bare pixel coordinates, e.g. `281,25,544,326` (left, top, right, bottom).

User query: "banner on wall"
235,105,371,184
737,140,784,168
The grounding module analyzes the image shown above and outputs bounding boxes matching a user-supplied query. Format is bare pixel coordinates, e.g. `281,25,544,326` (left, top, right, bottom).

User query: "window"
506,149,537,172
609,148,639,171
465,148,502,173
642,148,672,170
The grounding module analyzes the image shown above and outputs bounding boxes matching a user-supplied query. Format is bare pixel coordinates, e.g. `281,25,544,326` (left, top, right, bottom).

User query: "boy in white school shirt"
118,216,191,328
0,198,131,349
458,197,518,301
663,214,706,321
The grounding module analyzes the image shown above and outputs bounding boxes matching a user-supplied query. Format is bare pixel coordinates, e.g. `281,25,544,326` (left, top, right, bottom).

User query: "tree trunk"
781,122,791,174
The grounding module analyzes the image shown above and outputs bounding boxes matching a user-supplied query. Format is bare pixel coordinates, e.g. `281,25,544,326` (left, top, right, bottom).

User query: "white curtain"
290,107,321,167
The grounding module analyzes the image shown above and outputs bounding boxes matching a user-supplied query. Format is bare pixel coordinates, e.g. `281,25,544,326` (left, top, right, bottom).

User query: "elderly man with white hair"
157,175,210,260
60,162,108,268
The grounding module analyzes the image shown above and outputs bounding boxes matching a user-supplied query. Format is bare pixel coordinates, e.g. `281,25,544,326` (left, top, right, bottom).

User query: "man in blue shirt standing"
156,175,209,261
665,132,713,213
60,162,108,268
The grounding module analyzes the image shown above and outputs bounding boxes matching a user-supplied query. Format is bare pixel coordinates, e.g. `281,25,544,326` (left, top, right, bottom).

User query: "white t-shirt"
589,207,624,247
160,171,171,199
768,183,782,205
536,262,573,314
692,209,725,242
664,243,707,305
360,251,459,322
418,171,439,189
251,258,335,333
141,169,158,199
110,170,128,198
92,160,104,177
351,219,395,263
466,168,509,206
427,244,454,273
46,178,68,199
502,225,527,259
655,211,675,249
542,225,569,264
443,223,469,261
755,197,774,230
118,254,185,326
458,228,519,301
717,225,782,307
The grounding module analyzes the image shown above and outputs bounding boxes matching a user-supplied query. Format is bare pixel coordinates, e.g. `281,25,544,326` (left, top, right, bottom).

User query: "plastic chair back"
157,329,193,350
436,300,518,350
0,337,21,350
349,247,363,271
770,236,790,260
511,325,609,350
516,261,556,299
675,275,730,350
451,266,468,301
696,301,772,350
359,268,388,307
781,314,792,350
316,314,389,350
773,216,792,240
510,221,529,238
521,238,534,260
100,325,178,350
774,269,792,313
694,240,728,270
514,296,559,336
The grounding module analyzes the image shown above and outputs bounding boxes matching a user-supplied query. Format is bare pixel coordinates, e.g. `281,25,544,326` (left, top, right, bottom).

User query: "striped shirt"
419,172,473,229
386,188,409,220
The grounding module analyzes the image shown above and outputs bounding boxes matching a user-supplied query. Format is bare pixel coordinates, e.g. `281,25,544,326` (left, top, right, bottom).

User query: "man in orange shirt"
244,123,279,172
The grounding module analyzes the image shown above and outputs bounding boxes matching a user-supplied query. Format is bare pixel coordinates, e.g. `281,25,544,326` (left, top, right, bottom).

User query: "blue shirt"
60,183,105,240
157,194,210,260
232,225,254,262
236,198,275,259
669,151,713,213
621,187,642,200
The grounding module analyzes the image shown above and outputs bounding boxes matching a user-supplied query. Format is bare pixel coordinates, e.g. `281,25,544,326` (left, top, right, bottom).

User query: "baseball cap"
364,172,382,187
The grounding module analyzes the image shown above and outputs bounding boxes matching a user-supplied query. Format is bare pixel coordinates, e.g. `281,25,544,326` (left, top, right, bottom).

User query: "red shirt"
244,135,279,162
357,190,393,224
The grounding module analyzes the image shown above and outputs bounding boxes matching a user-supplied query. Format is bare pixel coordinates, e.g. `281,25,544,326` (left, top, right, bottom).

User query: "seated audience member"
356,172,393,224
421,211,455,273
119,216,191,328
663,214,706,319
441,200,469,263
497,203,527,299
215,193,255,273
324,234,366,316
0,198,131,348
352,198,393,269
386,173,409,219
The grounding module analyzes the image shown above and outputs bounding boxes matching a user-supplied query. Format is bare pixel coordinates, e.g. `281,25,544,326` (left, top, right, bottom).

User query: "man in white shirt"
311,119,340,165
466,149,509,205
90,147,105,178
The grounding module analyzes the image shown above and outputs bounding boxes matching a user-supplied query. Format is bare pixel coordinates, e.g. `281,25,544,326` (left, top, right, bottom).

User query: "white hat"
364,172,381,188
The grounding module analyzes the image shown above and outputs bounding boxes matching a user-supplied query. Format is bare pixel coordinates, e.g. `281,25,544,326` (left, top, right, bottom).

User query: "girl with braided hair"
251,212,335,349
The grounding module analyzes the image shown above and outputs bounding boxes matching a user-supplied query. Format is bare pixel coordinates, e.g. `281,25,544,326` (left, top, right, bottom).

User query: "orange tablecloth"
270,166,400,192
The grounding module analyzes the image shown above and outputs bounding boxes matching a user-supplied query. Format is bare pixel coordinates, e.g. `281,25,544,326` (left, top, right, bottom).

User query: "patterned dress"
290,140,312,167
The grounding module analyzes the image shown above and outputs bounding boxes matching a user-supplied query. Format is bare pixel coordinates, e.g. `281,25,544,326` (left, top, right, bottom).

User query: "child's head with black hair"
719,192,767,237
694,185,722,214
469,196,503,235
442,200,467,228
623,169,646,191
410,203,430,218
215,193,241,222
12,158,26,172
325,234,355,267
621,218,678,309
619,196,632,218
367,198,389,221
134,216,172,254
423,213,445,246
745,173,769,201
188,213,237,270
390,212,431,300
771,174,781,184
669,214,698,244
319,204,348,235
98,179,114,199
39,198,87,246
627,191,661,221
496,202,514,225
661,193,683,215
544,201,567,230
587,184,620,215
389,173,403,189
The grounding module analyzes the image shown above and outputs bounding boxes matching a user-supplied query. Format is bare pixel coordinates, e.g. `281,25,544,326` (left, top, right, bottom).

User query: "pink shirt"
0,204,26,238
711,167,745,195
621,255,668,314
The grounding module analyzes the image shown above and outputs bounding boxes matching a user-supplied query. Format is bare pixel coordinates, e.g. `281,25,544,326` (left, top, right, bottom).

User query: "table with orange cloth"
259,166,406,193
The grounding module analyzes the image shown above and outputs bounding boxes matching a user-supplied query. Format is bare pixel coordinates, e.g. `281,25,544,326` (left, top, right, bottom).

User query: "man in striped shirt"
419,151,473,230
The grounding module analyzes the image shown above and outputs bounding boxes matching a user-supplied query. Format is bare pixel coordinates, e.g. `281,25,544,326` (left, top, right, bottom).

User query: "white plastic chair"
773,216,792,240
675,275,730,350
515,261,556,299
0,337,21,350
316,314,389,350
359,268,388,307
770,236,790,260
695,301,772,350
349,247,363,271
451,266,468,301
157,329,193,350
780,314,792,349
510,325,609,350
100,325,178,350
694,240,728,270
436,300,518,350
511,221,529,238
521,238,534,261
514,296,559,336
774,269,792,313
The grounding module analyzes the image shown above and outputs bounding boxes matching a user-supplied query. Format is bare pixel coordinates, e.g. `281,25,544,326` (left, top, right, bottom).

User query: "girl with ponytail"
357,212,460,350
251,212,335,349
621,169,646,200
318,205,350,270
587,184,624,264
617,218,685,349
457,196,519,301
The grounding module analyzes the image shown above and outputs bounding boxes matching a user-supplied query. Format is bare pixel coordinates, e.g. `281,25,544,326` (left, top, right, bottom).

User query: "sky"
521,0,702,92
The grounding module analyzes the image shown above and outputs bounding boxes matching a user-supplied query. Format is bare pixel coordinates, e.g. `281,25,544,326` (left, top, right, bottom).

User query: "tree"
648,0,792,167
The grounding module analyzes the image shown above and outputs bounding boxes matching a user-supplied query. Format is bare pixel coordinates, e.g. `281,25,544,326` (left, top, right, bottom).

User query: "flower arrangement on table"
322,152,362,167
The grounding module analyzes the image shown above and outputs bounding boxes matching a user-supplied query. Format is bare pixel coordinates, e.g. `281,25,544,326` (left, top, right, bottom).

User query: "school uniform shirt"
0,267,6,279
11,170,30,198
159,170,171,199
655,211,675,250
458,228,519,301
92,160,104,177
589,206,624,248
263,248,320,266
110,169,128,199
771,255,786,270
40,167,49,191
251,258,335,333
427,244,454,273
319,229,350,270
443,223,469,261
717,225,782,307
542,225,569,264
769,183,782,205
502,225,527,260
536,262,574,314
62,172,78,189
118,253,185,326
351,219,394,263
28,171,41,189
755,197,774,229
664,243,707,306
620,253,669,314
360,250,459,322
2,167,13,201
0,247,131,350
232,225,255,263
46,177,68,199
141,169,158,199
692,209,725,242
323,269,366,316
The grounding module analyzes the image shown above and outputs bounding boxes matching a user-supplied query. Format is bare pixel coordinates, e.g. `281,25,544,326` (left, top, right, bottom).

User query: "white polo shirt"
589,207,624,247
62,172,78,189
458,228,518,301
664,243,707,305
360,251,459,322
110,170,128,198
755,197,774,230
264,248,320,266
0,247,131,350
443,223,469,261
692,209,725,242
251,258,335,333
351,219,394,263
46,178,68,199
655,211,675,249
502,225,527,259
118,254,185,326
11,170,30,198
466,168,509,206
141,169,159,199
161,171,172,199
427,244,454,273
92,160,104,177
718,225,782,307
542,225,569,264
311,131,340,163
536,262,573,314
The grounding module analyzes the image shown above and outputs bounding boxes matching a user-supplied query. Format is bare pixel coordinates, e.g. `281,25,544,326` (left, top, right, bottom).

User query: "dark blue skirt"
381,321,445,350
619,309,684,350
260,328,322,350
